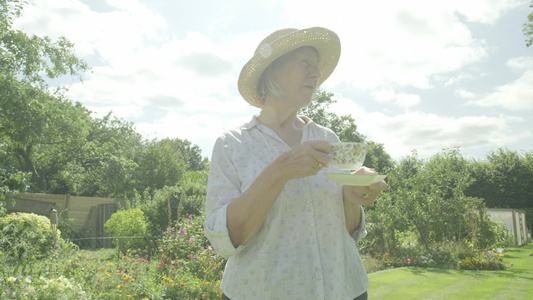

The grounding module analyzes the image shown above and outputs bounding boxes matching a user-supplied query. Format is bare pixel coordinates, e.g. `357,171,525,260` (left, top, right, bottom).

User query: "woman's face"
269,46,321,107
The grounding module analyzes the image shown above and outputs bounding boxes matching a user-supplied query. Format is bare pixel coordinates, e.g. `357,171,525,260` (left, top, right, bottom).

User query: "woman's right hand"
273,140,332,181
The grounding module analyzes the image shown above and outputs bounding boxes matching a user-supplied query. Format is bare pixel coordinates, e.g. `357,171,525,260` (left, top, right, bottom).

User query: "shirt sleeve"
203,135,246,259
351,206,368,243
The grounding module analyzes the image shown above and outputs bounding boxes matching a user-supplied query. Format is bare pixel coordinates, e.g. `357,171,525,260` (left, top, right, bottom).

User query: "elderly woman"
204,27,387,300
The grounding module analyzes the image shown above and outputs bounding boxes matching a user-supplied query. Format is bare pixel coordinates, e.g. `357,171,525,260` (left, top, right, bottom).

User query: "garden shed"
487,208,530,246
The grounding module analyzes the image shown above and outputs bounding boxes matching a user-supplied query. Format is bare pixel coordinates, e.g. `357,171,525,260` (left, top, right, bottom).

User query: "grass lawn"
367,243,533,300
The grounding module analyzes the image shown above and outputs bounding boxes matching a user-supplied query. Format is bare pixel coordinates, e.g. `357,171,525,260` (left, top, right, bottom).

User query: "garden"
1,1,533,298
0,209,226,299
0,201,523,299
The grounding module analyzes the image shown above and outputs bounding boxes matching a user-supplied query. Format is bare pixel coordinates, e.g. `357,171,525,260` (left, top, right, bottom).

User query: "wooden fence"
6,193,125,247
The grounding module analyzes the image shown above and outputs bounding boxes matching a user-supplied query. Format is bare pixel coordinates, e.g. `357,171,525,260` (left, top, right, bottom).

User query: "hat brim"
238,27,341,108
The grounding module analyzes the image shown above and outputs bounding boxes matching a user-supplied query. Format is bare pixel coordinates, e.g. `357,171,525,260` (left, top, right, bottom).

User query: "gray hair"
257,61,283,103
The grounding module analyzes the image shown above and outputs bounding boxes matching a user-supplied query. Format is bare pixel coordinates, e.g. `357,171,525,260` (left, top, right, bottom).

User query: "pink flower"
138,258,144,262
213,266,219,271
161,254,167,259
188,215,193,221
179,228,187,236
158,262,164,268
189,237,196,244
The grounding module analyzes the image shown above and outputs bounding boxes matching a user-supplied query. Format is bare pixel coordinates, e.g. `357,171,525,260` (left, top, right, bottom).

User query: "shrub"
130,173,207,236
104,208,148,255
157,215,225,282
429,251,454,268
92,255,158,299
361,253,384,273
0,212,72,260
1,275,88,299
160,271,223,300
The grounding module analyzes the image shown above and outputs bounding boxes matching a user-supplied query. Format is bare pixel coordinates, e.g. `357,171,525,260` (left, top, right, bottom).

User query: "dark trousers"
222,291,368,300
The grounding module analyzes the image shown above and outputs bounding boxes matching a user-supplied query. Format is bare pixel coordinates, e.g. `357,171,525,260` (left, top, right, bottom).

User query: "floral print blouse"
204,115,369,300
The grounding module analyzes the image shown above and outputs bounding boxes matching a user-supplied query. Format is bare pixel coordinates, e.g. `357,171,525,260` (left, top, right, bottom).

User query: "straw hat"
238,27,341,107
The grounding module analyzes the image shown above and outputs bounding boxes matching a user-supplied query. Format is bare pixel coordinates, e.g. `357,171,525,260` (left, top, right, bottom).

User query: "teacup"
329,142,367,170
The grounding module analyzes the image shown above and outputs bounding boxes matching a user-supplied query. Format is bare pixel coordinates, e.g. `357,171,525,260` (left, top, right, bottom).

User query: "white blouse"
204,115,369,300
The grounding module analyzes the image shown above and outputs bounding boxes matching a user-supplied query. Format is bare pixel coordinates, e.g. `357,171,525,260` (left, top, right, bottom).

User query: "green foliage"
132,172,208,236
484,221,516,249
301,89,366,142
361,148,519,262
157,215,225,282
0,212,71,259
1,275,87,299
48,113,142,197
104,208,148,255
175,139,209,172
458,250,506,270
132,138,189,197
0,145,30,217
524,0,533,47
466,148,533,231
158,271,223,300
1,0,94,195
0,0,88,85
365,141,396,174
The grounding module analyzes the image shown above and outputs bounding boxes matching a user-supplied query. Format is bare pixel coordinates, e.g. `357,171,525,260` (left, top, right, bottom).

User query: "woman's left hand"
343,167,388,206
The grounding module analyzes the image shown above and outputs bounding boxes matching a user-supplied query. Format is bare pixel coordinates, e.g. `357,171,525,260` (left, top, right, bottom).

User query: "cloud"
451,0,527,24
176,53,233,77
444,71,476,86
455,89,476,99
135,108,259,156
361,111,528,159
275,0,501,91
473,57,533,111
329,96,528,158
372,89,421,109
15,0,167,59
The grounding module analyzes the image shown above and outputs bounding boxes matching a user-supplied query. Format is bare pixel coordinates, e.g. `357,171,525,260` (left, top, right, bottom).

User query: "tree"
467,149,532,208
1,0,90,192
0,0,88,86
132,138,189,197
361,149,498,257
524,0,533,47
365,141,395,174
0,143,29,217
301,89,366,142
46,113,142,197
172,139,209,172
466,148,533,232
2,88,95,192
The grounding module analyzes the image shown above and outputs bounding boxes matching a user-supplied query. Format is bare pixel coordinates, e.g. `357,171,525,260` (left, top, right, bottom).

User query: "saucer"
324,173,387,186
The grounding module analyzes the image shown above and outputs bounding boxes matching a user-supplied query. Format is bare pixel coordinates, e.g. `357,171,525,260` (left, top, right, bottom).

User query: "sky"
13,0,533,161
